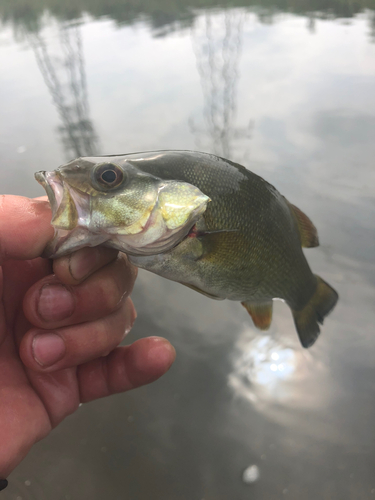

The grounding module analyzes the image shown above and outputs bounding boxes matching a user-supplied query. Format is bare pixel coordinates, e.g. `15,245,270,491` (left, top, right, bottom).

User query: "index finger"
0,196,54,264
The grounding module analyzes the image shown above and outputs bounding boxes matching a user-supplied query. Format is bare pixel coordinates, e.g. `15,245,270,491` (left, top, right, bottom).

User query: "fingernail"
69,247,99,281
38,284,75,322
32,333,66,367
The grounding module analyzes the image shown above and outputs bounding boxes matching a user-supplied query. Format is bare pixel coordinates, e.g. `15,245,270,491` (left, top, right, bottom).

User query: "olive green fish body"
35,150,338,347
126,152,316,305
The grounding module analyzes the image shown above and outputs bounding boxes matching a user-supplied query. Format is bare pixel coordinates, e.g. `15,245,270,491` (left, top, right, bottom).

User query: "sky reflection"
1,4,375,499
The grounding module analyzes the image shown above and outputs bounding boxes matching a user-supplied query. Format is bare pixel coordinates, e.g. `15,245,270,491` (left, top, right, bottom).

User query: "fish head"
35,156,210,258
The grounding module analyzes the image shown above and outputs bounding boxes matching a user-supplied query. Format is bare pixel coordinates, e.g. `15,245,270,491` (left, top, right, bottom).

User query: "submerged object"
35,150,338,348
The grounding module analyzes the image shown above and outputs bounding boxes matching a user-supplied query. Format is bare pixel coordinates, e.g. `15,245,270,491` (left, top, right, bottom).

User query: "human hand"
0,195,176,480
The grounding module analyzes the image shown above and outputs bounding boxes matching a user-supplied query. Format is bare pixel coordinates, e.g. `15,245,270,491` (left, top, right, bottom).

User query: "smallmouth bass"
35,150,338,348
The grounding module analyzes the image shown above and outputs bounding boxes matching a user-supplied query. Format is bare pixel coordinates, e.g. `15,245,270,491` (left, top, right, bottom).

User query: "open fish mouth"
35,169,105,258
35,170,91,231
35,170,64,218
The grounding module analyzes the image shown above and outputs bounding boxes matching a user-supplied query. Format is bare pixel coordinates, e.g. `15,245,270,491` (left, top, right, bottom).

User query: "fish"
35,150,338,348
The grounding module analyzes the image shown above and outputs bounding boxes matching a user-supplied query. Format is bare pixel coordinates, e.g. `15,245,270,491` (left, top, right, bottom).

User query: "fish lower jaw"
44,203,205,258
43,226,109,258
111,224,192,256
45,220,192,258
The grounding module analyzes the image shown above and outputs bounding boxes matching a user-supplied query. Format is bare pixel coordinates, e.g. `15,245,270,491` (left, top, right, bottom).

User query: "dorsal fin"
285,199,319,248
241,300,273,330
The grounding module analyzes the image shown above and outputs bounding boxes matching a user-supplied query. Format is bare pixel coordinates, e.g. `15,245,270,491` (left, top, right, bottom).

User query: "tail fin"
292,276,338,348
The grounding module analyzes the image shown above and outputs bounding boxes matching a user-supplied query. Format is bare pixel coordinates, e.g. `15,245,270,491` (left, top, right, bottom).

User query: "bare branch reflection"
28,21,99,159
190,10,252,160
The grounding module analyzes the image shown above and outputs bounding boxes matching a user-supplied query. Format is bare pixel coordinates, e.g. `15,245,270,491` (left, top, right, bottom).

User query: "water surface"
1,1,375,499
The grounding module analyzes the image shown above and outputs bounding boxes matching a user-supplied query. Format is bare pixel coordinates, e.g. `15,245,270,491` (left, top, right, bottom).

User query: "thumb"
0,196,53,264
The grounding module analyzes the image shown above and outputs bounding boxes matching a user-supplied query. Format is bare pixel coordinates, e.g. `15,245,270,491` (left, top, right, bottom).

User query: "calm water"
1,1,375,499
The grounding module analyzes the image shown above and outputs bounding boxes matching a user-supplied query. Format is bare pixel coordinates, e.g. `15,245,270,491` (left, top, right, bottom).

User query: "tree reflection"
28,21,99,159
190,10,252,159
1,0,374,36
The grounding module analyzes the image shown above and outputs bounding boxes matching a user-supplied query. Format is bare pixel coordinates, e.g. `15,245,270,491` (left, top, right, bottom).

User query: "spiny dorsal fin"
241,300,273,330
285,199,319,248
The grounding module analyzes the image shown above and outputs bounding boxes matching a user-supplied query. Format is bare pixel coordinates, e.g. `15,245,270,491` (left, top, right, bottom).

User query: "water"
1,1,375,499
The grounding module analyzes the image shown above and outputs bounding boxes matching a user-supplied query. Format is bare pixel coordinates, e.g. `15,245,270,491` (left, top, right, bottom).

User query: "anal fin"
241,300,273,330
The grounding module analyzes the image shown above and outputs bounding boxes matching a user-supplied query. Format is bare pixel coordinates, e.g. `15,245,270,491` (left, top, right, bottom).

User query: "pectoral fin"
241,300,273,330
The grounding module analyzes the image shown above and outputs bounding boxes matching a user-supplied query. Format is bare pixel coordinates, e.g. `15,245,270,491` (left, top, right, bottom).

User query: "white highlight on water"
242,464,260,484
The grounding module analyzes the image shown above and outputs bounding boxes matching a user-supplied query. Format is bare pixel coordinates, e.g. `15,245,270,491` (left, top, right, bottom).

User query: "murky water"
1,1,375,499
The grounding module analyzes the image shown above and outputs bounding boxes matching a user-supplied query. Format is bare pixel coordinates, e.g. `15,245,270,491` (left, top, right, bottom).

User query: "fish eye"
101,169,117,183
95,163,125,189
